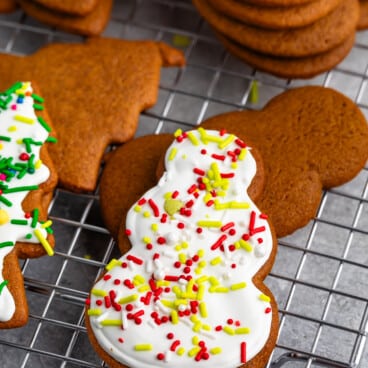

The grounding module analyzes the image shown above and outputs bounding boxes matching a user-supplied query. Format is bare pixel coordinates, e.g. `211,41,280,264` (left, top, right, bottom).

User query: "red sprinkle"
167,332,174,340
221,222,235,232
235,138,246,148
172,191,179,199
160,214,168,223
193,168,205,176
19,152,30,161
260,213,268,219
240,342,247,363
137,198,146,205
157,236,166,245
265,307,272,314
148,199,160,217
220,172,235,179
157,353,165,361
187,184,197,194
211,154,226,161
211,234,227,250
127,255,144,265
125,229,132,236
200,149,207,155
103,274,112,281
104,296,111,308
177,222,185,229
170,340,181,351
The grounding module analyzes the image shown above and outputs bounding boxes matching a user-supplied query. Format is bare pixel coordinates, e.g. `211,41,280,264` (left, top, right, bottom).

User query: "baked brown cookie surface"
19,0,112,36
88,128,278,368
0,38,185,192
216,32,356,79
193,0,359,57
200,87,368,237
358,0,368,30
208,0,342,30
0,0,17,13
0,82,57,329
32,0,99,16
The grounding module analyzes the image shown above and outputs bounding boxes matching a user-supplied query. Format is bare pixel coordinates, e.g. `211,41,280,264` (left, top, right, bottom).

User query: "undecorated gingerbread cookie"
0,82,57,328
0,38,185,192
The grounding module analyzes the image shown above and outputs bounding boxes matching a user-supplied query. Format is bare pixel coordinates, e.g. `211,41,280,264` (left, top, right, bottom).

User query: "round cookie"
87,129,279,368
216,32,356,79
19,0,112,36
239,0,318,6
32,0,99,16
192,0,359,57
208,0,342,30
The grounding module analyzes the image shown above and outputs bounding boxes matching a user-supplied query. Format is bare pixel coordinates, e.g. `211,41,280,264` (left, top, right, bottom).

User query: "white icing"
89,129,274,367
0,82,52,322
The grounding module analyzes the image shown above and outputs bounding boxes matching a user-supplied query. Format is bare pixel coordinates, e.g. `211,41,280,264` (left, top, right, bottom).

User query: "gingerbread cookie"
0,38,185,192
207,0,342,30
0,0,17,13
0,82,58,328
193,0,359,58
32,0,99,16
86,128,278,368
19,0,112,36
216,32,356,79
99,87,368,239
240,0,318,6
358,0,368,30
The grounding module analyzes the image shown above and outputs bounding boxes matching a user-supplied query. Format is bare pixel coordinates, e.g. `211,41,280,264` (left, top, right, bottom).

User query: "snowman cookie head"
87,128,277,368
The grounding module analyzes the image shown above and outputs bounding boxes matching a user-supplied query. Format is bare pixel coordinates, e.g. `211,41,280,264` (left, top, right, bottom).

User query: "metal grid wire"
0,0,368,367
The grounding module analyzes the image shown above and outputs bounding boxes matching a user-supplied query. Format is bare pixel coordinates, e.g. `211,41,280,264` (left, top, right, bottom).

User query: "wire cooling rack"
0,0,368,367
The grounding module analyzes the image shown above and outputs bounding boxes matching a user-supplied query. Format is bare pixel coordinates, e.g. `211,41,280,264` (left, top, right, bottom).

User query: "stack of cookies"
192,0,360,79
18,0,113,36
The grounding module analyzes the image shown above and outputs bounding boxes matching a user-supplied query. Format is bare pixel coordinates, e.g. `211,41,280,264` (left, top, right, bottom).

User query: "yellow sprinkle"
8,126,17,132
151,223,159,232
198,127,209,144
0,209,10,225
223,326,235,335
202,324,211,331
239,239,253,252
230,282,247,290
105,258,122,271
198,260,207,268
179,253,187,264
171,310,179,324
210,347,222,355
238,148,247,161
34,159,43,169
205,134,222,143
134,344,153,351
172,286,182,298
168,147,178,161
231,162,238,169
177,347,186,356
33,229,54,256
198,249,205,258
100,319,122,327
174,129,183,137
91,289,108,297
259,294,271,303
87,308,102,316
235,327,251,334
138,285,150,293
197,220,222,228
0,143,3,150
134,205,141,212
210,256,222,266
119,294,138,304
182,154,187,159
161,300,175,308
164,192,172,199
142,236,151,244
14,115,34,124
143,211,151,218
164,198,184,216
230,201,250,209
199,302,208,318
192,335,200,345
214,201,230,210
174,299,188,307
218,134,235,149
209,276,220,286
157,280,170,287
193,321,202,332
196,276,208,284
210,286,229,293
234,241,241,249
41,220,52,229
181,241,189,249
190,315,199,323
187,131,200,146
133,274,145,285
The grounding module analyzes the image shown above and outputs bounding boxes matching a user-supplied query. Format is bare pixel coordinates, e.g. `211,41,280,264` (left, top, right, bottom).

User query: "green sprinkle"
0,195,12,207
46,136,57,143
0,136,11,142
31,208,39,228
37,116,51,132
0,241,14,248
3,185,39,193
25,233,32,239
33,103,44,111
0,280,9,295
10,219,28,225
31,93,44,103
5,82,22,95
249,80,259,104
